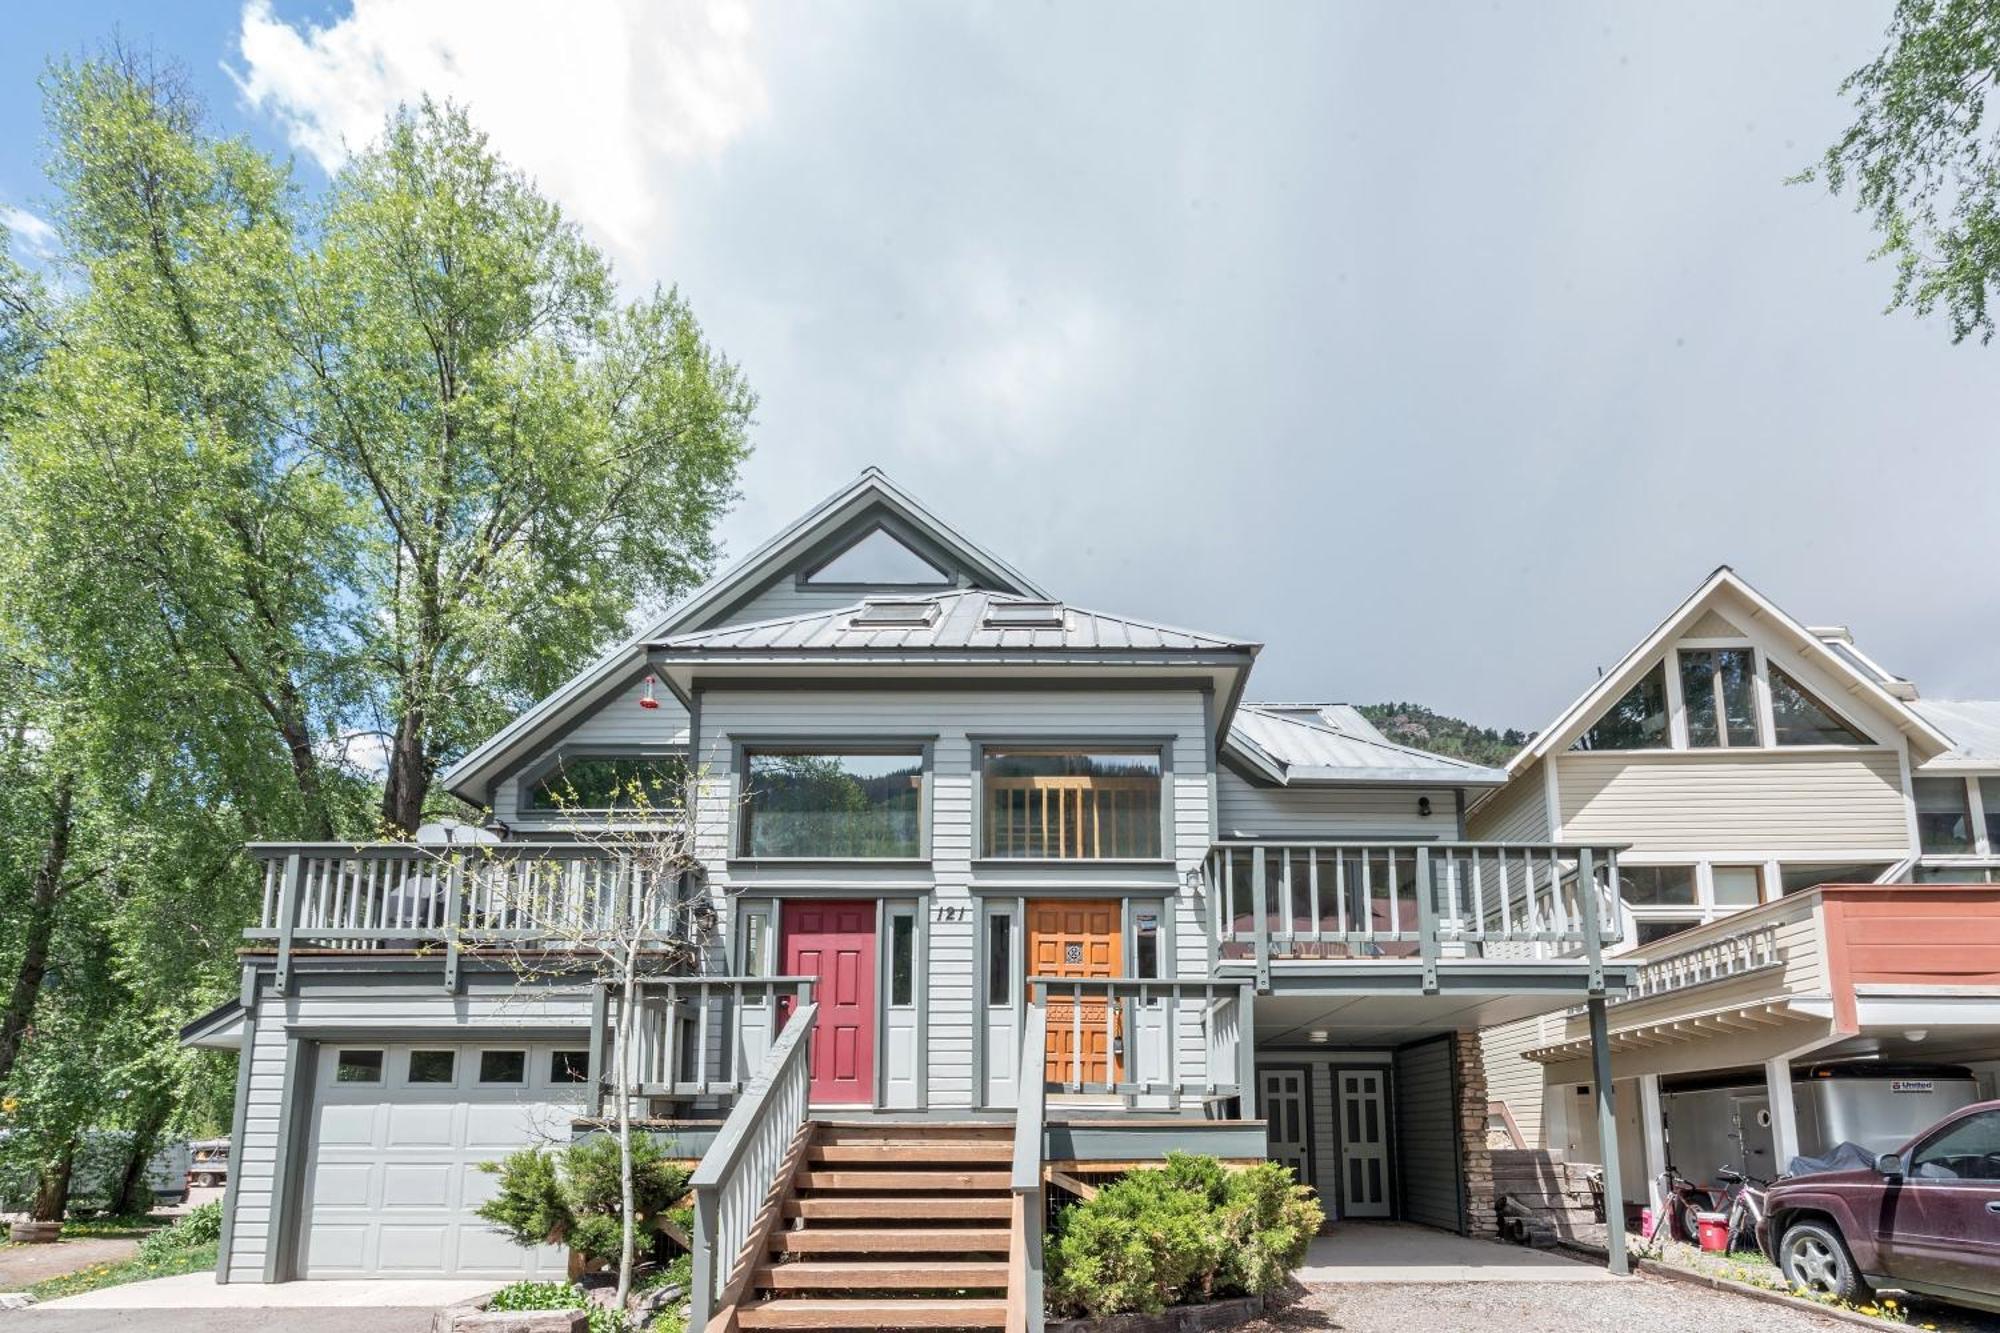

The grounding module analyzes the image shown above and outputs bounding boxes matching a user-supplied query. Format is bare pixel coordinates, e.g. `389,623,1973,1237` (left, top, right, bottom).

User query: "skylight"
851,599,940,628
983,600,1065,628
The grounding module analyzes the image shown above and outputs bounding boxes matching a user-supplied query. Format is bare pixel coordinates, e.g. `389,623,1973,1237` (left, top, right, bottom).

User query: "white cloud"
1,205,56,257
231,0,768,262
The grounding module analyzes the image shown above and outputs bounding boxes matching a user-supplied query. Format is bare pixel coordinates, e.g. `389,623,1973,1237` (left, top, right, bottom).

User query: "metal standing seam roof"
1227,703,1509,785
1911,700,2000,767
653,590,1259,655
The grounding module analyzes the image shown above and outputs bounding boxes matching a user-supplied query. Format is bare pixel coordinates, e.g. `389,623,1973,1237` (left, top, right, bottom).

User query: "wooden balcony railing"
247,842,692,989
1204,840,1628,989
1027,976,1252,1109
589,976,817,1115
984,775,1161,859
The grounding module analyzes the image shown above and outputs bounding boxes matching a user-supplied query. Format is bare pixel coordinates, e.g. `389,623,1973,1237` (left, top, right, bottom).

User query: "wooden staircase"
727,1121,1015,1331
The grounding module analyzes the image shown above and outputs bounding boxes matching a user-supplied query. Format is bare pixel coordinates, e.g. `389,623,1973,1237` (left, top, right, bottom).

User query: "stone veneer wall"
1455,1031,1497,1238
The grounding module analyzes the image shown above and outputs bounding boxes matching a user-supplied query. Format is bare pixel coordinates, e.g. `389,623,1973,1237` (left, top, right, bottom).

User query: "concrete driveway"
1295,1222,1624,1283
6,1273,498,1332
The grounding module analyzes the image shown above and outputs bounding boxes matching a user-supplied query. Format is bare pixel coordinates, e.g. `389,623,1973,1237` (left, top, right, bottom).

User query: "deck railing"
689,1001,817,1333
246,842,693,988
1026,976,1252,1110
590,975,817,1115
1008,1004,1049,1333
1203,840,1627,987
1619,921,1782,1006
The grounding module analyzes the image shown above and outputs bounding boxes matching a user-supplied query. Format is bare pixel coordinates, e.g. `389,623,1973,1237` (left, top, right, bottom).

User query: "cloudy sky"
3,1,1994,730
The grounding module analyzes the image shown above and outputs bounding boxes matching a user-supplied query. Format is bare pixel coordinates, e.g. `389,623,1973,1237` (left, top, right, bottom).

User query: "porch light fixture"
1418,796,1432,818
1905,1029,1928,1043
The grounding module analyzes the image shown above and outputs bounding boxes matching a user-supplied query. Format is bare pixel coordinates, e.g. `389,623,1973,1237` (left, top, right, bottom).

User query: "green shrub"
137,1201,224,1262
488,1281,587,1311
478,1134,691,1266
1045,1152,1323,1318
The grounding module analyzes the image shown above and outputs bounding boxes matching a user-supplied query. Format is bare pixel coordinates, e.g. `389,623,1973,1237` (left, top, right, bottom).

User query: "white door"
1261,1069,1313,1186
1338,1068,1392,1219
299,1041,589,1278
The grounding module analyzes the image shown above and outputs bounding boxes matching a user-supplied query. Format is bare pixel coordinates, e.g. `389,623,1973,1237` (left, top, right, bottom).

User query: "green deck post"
274,852,301,996
1251,845,1269,993
1588,995,1629,1276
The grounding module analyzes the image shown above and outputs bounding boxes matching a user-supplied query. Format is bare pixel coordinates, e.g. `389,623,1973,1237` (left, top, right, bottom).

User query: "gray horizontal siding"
1216,771,1449,838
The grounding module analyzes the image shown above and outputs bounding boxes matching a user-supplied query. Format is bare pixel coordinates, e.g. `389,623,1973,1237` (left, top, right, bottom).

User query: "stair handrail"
689,1000,818,1333
1008,1000,1049,1333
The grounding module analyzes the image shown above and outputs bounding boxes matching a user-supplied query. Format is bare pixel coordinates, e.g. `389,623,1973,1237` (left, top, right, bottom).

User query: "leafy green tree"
294,99,753,832
1807,0,2000,341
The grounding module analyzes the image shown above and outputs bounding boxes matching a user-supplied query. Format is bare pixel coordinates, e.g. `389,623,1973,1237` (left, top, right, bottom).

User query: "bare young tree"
412,765,717,1308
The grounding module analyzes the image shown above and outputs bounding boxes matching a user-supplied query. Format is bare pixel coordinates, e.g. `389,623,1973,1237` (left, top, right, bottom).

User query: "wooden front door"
780,900,876,1105
1028,899,1122,1088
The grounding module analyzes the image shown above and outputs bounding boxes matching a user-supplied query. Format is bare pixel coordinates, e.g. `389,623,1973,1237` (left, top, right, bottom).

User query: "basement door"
780,900,877,1105
1029,899,1122,1088
1337,1068,1392,1219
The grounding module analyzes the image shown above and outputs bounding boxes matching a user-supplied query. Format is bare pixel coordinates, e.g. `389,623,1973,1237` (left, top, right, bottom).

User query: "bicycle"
1713,1165,1771,1256
1640,1167,1713,1254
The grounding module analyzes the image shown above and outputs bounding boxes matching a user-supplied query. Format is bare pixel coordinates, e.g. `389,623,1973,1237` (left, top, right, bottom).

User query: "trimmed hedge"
1046,1153,1322,1319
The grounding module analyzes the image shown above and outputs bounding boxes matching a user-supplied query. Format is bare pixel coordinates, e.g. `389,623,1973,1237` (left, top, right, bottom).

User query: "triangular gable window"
1573,662,1669,751
1770,665,1869,745
804,526,952,586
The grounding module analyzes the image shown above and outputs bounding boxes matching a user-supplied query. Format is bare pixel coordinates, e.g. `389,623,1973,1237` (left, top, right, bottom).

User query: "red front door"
780,900,877,1105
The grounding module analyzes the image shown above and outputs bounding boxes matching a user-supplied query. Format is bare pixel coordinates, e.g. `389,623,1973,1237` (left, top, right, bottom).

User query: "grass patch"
26,1239,217,1302
0,1214,163,1250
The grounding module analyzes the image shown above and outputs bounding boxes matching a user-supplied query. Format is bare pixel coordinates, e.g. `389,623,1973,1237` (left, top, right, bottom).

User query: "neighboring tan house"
1471,568,2000,1218
181,470,1636,1331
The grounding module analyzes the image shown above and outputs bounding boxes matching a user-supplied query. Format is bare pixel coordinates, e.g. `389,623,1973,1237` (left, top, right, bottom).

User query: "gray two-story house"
183,469,1635,1331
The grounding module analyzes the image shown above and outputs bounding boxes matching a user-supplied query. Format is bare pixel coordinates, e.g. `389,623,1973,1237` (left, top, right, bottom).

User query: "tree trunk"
115,1096,174,1216
380,700,428,835
277,710,336,843
31,1140,76,1223
0,771,76,1084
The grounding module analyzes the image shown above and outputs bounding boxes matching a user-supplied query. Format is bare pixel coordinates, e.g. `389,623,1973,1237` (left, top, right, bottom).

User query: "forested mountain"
1358,703,1528,768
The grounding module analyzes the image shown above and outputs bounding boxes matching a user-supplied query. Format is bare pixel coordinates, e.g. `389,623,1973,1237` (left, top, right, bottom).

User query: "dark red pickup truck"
1760,1099,2000,1313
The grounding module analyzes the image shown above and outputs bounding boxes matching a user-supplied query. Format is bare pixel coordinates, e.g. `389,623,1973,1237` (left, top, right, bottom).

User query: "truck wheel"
195,1172,217,1188
1778,1220,1869,1304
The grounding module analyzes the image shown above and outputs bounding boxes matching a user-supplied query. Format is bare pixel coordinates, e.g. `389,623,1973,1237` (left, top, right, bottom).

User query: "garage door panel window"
336,1049,384,1084
408,1050,456,1084
550,1050,590,1083
479,1050,527,1085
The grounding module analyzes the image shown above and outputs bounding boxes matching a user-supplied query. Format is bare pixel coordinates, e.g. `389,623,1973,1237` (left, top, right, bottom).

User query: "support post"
1576,848,1604,993
1587,997,1629,1275
1638,1072,1667,1226
1236,983,1257,1119
1251,845,1270,993
1415,846,1438,992
1765,1054,1800,1173
587,983,610,1120
442,857,465,993
274,853,301,996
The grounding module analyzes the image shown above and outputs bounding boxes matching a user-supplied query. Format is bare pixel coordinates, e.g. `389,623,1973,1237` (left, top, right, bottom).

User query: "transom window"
981,747,1162,859
741,747,924,858
1778,862,1894,895
526,752,689,813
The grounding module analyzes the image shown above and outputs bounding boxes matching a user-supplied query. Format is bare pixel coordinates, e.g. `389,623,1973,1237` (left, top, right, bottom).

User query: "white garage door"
299,1041,591,1278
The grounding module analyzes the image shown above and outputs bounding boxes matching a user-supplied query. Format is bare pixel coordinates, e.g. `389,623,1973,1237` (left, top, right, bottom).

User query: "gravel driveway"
1241,1275,1873,1332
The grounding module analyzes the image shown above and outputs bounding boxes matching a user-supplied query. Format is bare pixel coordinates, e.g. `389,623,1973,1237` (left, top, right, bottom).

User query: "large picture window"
981,747,1163,859
526,753,688,813
740,748,924,858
